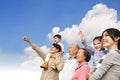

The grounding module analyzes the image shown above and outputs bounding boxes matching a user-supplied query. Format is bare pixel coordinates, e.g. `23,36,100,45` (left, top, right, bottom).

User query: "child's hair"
93,36,102,42
53,34,61,40
53,43,62,52
102,28,120,49
80,48,91,62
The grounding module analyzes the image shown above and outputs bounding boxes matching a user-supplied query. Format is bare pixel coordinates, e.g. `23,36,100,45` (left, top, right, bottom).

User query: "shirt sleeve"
82,41,95,55
89,51,117,80
31,42,46,60
56,57,64,72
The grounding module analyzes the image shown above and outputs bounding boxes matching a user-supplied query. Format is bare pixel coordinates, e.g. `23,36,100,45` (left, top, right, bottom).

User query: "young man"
41,34,64,69
23,36,64,80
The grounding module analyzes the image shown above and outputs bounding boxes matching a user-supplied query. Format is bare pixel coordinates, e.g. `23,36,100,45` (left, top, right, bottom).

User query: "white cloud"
20,45,50,71
48,27,61,41
79,3,120,41
48,3,120,45
0,68,40,80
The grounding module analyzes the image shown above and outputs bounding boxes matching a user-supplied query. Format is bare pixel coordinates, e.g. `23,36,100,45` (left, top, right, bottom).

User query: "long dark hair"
102,28,120,50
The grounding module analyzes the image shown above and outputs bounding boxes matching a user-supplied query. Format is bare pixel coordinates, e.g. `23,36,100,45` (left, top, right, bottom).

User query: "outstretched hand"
78,31,85,41
23,36,29,42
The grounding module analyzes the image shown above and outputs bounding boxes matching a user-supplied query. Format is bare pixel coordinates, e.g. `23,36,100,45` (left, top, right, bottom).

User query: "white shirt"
60,57,79,80
58,42,64,52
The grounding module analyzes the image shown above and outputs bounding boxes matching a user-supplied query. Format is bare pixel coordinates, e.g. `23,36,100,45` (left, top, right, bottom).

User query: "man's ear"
56,49,59,52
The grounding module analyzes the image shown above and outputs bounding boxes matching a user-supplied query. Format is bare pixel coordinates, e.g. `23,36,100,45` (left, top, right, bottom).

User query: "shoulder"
104,50,120,62
58,42,64,46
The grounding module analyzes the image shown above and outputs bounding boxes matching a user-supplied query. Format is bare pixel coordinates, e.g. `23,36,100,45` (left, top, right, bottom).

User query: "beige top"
31,43,64,80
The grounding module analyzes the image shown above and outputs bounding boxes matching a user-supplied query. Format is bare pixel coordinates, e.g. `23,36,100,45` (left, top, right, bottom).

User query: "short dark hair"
52,43,62,52
93,36,102,42
53,34,61,40
80,48,91,62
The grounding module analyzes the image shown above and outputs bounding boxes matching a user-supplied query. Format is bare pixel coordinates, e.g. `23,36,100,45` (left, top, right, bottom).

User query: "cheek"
77,55,81,61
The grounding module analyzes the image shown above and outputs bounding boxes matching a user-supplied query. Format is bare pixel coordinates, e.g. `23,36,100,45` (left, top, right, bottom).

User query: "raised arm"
78,31,85,42
23,36,46,60
78,31,95,55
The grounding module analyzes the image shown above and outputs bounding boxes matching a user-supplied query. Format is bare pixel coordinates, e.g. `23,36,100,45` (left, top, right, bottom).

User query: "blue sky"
0,0,120,80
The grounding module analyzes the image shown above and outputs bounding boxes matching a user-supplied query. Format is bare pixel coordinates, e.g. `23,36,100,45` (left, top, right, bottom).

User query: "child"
89,28,120,80
40,34,64,69
78,31,107,72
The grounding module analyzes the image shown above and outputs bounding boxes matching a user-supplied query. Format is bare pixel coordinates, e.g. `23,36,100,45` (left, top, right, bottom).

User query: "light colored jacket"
89,50,120,80
31,43,64,80
60,57,79,80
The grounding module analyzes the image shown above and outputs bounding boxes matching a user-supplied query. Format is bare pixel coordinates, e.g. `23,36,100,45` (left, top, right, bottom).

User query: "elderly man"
60,44,80,80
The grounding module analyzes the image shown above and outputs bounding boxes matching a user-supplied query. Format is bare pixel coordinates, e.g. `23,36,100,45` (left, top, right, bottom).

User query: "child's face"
54,37,60,43
93,39,103,51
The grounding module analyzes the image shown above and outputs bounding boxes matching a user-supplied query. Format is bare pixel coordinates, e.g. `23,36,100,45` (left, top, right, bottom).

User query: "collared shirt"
57,42,64,52
72,62,90,80
60,57,79,80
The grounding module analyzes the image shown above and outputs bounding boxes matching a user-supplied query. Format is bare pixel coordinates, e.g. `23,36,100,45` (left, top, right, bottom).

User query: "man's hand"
23,36,29,42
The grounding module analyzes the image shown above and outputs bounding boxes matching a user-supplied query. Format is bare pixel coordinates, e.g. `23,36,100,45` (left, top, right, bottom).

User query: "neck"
79,61,86,64
51,53,56,58
70,54,76,58
108,43,118,51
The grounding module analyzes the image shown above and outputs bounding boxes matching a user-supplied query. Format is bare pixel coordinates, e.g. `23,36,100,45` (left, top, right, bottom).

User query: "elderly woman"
72,48,91,80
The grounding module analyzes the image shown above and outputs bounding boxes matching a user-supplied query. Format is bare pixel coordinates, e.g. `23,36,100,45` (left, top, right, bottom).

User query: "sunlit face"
54,37,60,43
50,46,58,54
77,49,86,63
102,32,115,49
93,39,103,51
69,44,78,56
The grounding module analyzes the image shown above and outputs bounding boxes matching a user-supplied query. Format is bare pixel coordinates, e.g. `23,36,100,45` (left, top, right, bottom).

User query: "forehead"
70,44,77,48
103,31,108,35
54,36,59,39
78,49,84,54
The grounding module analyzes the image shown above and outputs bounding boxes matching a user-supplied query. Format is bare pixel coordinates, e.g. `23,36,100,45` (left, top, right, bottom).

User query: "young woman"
89,28,120,80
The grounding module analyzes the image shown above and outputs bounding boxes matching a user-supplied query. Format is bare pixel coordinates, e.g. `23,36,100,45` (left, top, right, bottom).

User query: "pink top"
72,62,90,80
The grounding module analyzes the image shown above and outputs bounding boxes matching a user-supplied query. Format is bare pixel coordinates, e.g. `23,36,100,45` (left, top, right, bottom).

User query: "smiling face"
50,45,59,54
77,49,86,63
93,39,103,51
102,31,117,50
68,44,79,57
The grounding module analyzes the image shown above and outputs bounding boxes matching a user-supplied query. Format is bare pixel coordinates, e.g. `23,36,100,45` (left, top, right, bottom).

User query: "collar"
68,56,77,59
75,62,87,71
50,56,56,59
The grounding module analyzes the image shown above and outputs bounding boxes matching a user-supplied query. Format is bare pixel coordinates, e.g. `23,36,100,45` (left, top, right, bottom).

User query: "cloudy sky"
0,0,120,80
